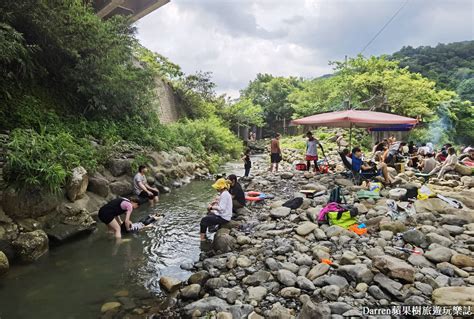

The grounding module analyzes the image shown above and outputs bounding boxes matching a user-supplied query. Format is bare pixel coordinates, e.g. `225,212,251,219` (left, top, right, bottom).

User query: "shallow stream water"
0,159,249,319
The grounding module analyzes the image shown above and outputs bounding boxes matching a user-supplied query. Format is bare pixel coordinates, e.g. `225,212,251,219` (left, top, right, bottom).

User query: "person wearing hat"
200,178,233,241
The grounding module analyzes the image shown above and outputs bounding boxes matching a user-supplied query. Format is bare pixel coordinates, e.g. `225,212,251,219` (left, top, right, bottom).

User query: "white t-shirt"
306,139,319,156
133,173,147,195
212,190,233,221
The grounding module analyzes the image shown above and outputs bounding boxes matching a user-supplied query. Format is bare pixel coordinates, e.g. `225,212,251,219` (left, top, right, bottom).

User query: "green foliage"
134,45,184,81
392,41,474,97
241,74,301,125
0,0,154,118
218,98,265,128
458,78,474,102
5,129,97,193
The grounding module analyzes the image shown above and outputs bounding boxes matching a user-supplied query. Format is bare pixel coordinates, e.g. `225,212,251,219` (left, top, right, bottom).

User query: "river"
0,159,249,319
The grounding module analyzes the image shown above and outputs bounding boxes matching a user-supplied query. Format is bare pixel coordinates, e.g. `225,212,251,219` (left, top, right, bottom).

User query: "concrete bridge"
94,0,169,22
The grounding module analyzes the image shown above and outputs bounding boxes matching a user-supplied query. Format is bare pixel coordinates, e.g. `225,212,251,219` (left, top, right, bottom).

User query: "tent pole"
349,123,352,150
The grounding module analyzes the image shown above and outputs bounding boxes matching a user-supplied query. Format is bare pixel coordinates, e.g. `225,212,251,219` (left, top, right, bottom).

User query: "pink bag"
318,202,346,222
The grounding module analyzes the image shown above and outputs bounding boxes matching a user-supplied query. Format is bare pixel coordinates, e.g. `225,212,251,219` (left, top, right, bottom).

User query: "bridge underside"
94,0,169,22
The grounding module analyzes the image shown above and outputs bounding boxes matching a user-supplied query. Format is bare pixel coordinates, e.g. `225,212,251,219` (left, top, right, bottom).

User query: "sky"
136,0,474,98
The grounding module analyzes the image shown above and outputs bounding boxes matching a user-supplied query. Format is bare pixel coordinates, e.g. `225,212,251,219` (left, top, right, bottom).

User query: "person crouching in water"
305,131,324,172
98,197,140,238
200,178,232,241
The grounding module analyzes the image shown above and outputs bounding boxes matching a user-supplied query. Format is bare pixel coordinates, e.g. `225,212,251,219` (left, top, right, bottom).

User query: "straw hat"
212,178,230,191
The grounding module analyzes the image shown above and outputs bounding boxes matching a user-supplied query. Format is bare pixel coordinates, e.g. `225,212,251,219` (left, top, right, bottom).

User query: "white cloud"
135,0,473,98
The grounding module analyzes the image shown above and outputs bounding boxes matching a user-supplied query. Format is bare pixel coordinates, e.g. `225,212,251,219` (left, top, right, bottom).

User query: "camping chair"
339,152,355,180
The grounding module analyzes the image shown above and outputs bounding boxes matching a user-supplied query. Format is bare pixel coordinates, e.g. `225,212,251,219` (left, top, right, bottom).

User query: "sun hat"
212,178,230,191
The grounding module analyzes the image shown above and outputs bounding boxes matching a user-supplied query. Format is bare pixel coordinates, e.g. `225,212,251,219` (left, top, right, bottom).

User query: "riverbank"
154,148,474,318
0,145,215,274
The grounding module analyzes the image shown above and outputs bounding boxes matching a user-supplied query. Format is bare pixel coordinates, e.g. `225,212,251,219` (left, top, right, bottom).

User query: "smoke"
428,102,454,146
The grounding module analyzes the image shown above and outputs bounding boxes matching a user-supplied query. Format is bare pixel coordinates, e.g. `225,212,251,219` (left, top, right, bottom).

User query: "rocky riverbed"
145,149,474,319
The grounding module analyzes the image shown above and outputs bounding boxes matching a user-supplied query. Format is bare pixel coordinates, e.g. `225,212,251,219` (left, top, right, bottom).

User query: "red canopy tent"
290,109,418,147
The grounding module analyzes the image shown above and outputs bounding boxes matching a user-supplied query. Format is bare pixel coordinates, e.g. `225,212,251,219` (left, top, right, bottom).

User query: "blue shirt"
352,156,363,172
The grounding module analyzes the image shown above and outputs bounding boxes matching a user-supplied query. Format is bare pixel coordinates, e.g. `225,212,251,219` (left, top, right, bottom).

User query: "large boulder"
296,222,318,236
2,187,61,219
424,247,453,263
66,166,88,202
87,172,110,197
270,207,291,219
45,208,96,242
372,255,415,283
451,254,474,268
212,229,236,253
12,230,49,263
183,297,230,316
455,163,473,176
109,180,133,197
432,287,474,305
107,158,132,177
0,251,9,275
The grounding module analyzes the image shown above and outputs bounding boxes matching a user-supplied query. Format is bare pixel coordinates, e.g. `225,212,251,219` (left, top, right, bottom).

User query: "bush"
5,129,98,193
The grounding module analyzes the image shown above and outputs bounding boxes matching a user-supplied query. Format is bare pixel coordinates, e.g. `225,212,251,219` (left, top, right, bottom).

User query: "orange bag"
349,224,367,235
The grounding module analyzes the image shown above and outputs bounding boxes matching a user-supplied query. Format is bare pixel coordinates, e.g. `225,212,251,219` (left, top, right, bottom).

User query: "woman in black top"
228,174,246,213
98,197,140,238
242,149,251,177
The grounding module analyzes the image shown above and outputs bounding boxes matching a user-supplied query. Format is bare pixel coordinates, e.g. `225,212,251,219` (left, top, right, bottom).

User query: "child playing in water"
121,213,161,233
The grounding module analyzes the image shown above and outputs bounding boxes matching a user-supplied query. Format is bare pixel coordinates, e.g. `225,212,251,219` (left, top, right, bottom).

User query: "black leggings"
307,160,319,171
200,214,228,233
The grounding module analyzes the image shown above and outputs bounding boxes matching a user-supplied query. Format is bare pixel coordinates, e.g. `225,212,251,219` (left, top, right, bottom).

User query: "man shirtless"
269,133,282,173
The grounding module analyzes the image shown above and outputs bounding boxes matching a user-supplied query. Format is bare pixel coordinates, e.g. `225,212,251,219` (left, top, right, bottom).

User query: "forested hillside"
0,1,250,192
392,41,474,102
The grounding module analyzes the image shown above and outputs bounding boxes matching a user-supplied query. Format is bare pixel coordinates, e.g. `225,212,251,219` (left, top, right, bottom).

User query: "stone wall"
154,78,184,124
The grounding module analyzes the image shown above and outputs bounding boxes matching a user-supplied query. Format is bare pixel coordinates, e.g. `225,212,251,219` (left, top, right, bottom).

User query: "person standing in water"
133,165,159,207
242,149,251,177
269,133,282,173
305,131,323,172
98,197,140,238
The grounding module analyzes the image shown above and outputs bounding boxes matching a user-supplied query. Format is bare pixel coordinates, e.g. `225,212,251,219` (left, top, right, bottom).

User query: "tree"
219,98,264,128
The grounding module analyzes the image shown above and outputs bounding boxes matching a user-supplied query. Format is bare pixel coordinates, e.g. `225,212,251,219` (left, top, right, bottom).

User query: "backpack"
282,197,303,210
328,186,346,204
318,203,358,223
328,211,358,228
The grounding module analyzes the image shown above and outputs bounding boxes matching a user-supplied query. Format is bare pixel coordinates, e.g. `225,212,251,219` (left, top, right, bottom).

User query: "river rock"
424,247,453,263
213,229,236,253
66,166,88,202
379,219,407,233
426,233,452,247
189,270,210,285
451,254,474,267
87,173,109,197
181,284,201,300
107,158,132,177
229,304,254,319
335,178,354,187
296,276,316,290
373,273,405,301
322,285,340,301
277,269,297,287
408,254,434,268
159,276,182,292
0,251,9,275
101,302,121,313
307,263,330,280
373,255,415,283
109,180,133,196
237,256,252,268
432,287,474,305
298,300,330,319
402,229,427,247
206,277,229,290
271,207,291,219
337,264,374,284
280,287,301,298
243,270,272,286
388,188,407,200
3,187,61,219
268,302,294,319
296,222,318,236
368,285,389,300
12,230,49,262
183,296,230,315
281,172,294,180
247,286,267,302
340,251,360,265
237,235,251,245
216,312,233,319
